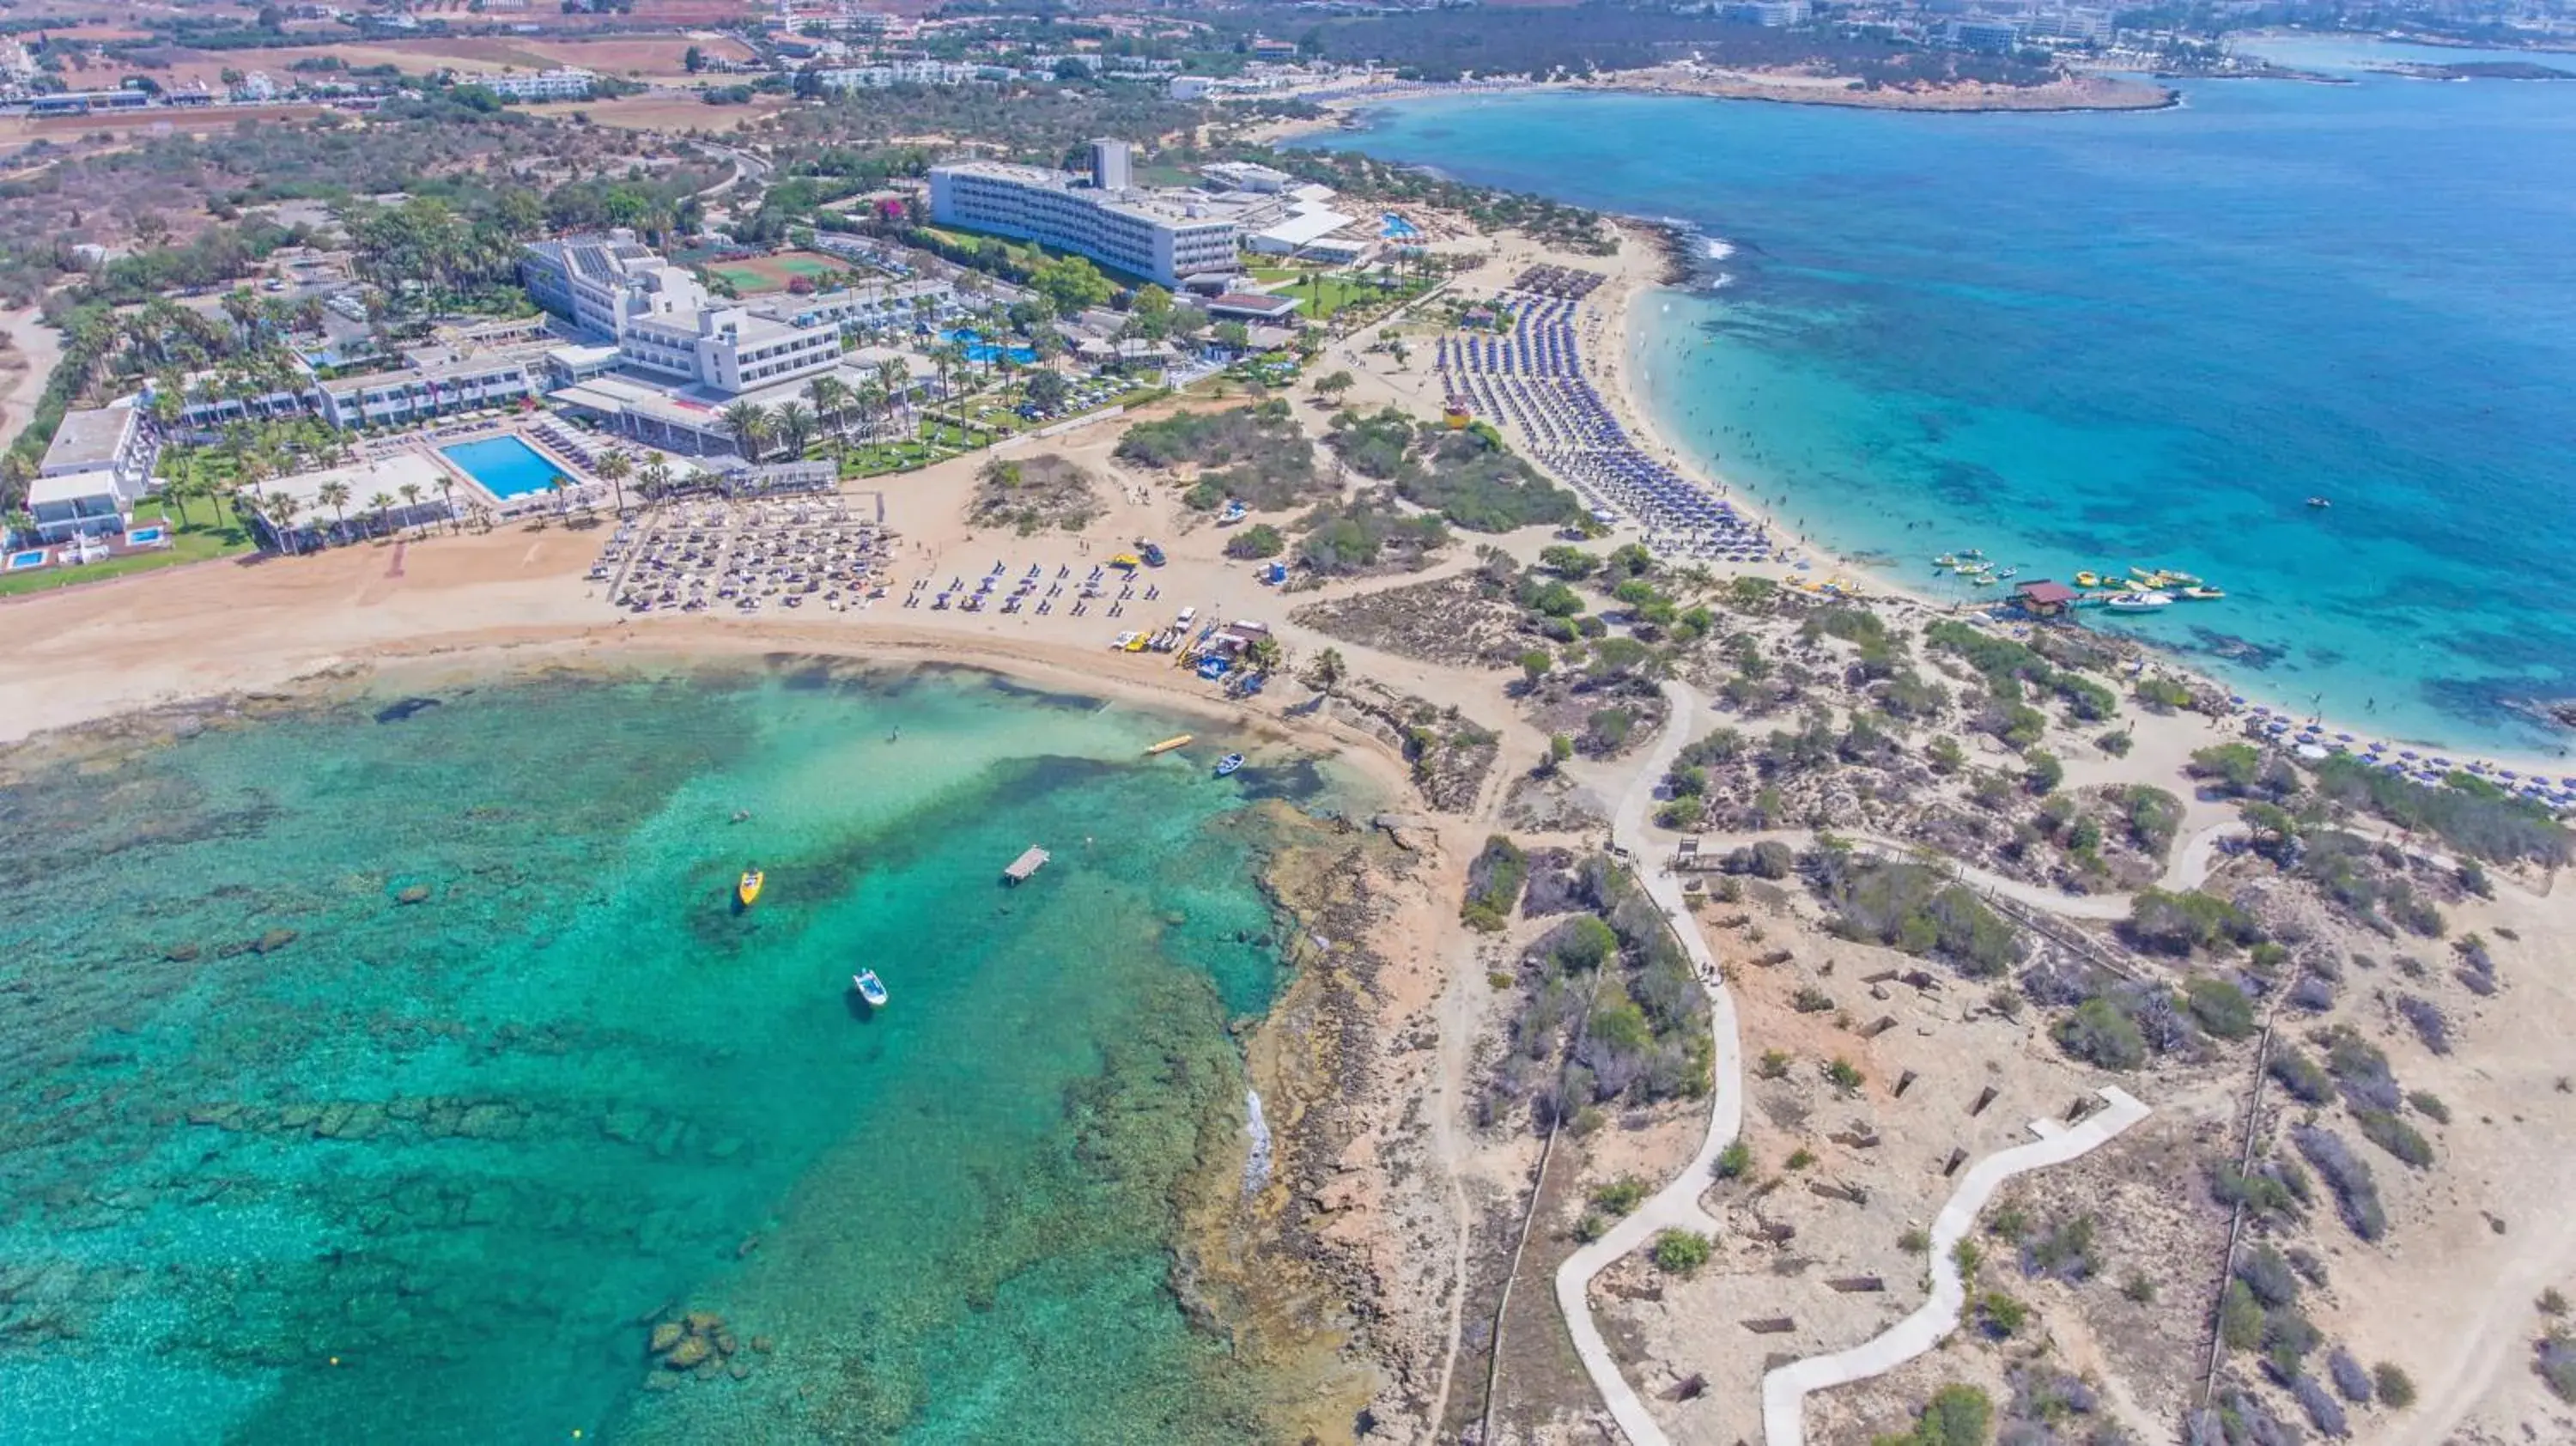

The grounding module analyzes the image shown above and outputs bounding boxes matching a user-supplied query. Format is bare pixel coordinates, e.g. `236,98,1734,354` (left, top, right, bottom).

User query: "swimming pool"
5,548,46,571
939,327,1038,366
440,436,567,501
127,525,168,546
1381,211,1420,240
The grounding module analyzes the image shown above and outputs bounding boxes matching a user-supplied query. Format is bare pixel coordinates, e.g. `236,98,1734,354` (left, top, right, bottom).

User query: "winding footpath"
1552,682,1747,1446
1553,682,2154,1446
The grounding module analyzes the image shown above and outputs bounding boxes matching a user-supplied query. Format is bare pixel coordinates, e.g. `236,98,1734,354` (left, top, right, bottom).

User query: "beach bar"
1002,846,1051,884
2013,580,2080,618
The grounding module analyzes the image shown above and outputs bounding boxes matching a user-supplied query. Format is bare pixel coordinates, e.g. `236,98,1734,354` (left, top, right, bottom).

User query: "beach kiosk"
2012,580,2080,619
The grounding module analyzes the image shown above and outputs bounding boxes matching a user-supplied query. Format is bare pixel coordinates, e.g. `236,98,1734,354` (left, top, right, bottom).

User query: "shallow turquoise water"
1305,53,2576,756
0,661,1337,1443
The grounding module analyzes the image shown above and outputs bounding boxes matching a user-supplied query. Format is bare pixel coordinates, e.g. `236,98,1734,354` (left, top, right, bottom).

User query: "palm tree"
771,401,815,462
720,401,770,463
544,476,568,517
1305,647,1346,697
1244,636,1285,674
436,476,458,534
398,483,424,535
318,480,352,544
269,493,303,555
368,491,398,538
874,357,911,430
639,457,671,500
594,448,633,515
804,374,849,441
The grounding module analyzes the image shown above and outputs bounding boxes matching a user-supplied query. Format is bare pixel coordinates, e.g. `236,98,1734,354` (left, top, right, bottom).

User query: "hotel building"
519,231,845,396
928,140,1244,286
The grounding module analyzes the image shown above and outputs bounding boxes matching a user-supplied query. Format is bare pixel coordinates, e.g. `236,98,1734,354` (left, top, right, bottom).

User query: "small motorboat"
852,969,888,1008
2073,570,2101,588
2178,586,2227,601
736,869,765,908
1217,501,1249,526
2306,496,2330,508
1214,753,1245,777
2105,592,2173,612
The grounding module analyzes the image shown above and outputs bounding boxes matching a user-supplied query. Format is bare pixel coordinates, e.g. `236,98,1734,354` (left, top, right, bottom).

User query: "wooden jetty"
1003,846,1051,884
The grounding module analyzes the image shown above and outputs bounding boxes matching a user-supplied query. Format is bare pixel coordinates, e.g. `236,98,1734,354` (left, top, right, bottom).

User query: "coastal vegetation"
969,453,1099,535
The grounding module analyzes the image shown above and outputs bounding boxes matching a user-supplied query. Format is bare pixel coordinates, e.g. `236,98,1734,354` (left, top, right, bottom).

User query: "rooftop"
27,465,125,508
1206,293,1304,319
41,405,138,472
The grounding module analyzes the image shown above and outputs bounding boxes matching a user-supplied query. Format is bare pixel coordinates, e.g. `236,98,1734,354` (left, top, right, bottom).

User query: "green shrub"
1714,1139,1753,1180
2124,887,2262,956
1874,1384,1992,1446
1589,1175,1649,1217
2054,998,2147,1070
1462,835,1529,924
1224,522,1285,559
1650,1228,1712,1275
2373,1363,2415,1408
2184,976,2257,1040
2220,1279,2264,1351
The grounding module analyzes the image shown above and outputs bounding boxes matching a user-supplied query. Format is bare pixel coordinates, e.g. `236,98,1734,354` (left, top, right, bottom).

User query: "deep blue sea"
1305,39,2576,758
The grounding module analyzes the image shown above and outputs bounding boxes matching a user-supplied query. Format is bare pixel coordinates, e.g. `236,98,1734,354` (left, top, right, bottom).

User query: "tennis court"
702,251,852,294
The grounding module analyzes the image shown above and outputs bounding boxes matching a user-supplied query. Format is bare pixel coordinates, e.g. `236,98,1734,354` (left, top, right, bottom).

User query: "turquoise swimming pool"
440,436,565,501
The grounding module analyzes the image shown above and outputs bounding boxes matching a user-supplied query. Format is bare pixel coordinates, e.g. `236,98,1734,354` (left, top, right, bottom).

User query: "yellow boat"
2073,570,2101,588
1109,554,1141,570
1145,734,1194,756
736,869,765,908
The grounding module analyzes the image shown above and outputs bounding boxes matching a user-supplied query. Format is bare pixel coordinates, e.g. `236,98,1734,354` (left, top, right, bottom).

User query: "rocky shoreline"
1170,805,1458,1444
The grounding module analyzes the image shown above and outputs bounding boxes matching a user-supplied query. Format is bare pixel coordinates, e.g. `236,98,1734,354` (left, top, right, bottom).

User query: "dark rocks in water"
374,697,443,724
395,884,433,906
254,927,298,954
164,943,201,963
2186,628,2287,670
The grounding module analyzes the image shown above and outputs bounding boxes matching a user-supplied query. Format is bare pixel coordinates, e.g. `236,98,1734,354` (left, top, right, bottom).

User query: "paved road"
1758,1086,2151,1446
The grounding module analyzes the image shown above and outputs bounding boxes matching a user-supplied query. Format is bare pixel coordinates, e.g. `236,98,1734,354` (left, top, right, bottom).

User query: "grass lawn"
0,499,255,598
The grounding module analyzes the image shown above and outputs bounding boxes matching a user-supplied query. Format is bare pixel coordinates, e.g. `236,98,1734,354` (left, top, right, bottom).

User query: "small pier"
1003,846,1051,885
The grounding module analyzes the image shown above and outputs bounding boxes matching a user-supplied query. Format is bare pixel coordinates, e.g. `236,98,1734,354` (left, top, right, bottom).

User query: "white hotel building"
928,140,1243,287
519,232,843,396
470,67,597,101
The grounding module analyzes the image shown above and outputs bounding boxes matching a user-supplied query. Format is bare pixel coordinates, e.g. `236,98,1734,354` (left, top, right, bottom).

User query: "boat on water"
852,969,888,1008
1145,734,1194,756
2073,570,2101,588
2178,586,2227,601
1933,554,1959,568
2105,592,2174,612
2306,496,2331,508
1214,753,1244,776
736,869,765,908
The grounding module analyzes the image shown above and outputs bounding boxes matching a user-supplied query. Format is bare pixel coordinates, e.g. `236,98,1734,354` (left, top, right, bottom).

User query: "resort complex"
3,16,2574,1446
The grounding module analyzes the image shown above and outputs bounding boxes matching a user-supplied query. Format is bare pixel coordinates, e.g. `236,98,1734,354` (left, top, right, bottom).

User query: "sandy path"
0,304,61,453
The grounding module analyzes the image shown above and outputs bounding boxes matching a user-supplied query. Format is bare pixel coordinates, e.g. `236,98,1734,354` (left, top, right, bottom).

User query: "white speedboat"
2105,592,2173,612
853,969,888,1008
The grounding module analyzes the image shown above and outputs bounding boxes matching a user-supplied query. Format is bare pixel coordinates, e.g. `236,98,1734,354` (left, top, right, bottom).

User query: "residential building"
471,67,596,101
928,140,1244,286
1200,161,1295,194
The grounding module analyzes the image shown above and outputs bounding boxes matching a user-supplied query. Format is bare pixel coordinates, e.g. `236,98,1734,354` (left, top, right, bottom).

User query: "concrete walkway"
1552,681,1745,1446
1759,1086,2153,1446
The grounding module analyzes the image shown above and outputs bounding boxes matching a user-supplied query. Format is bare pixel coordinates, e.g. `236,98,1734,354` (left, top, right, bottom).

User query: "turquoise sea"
1306,41,2576,758
0,661,1352,1443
